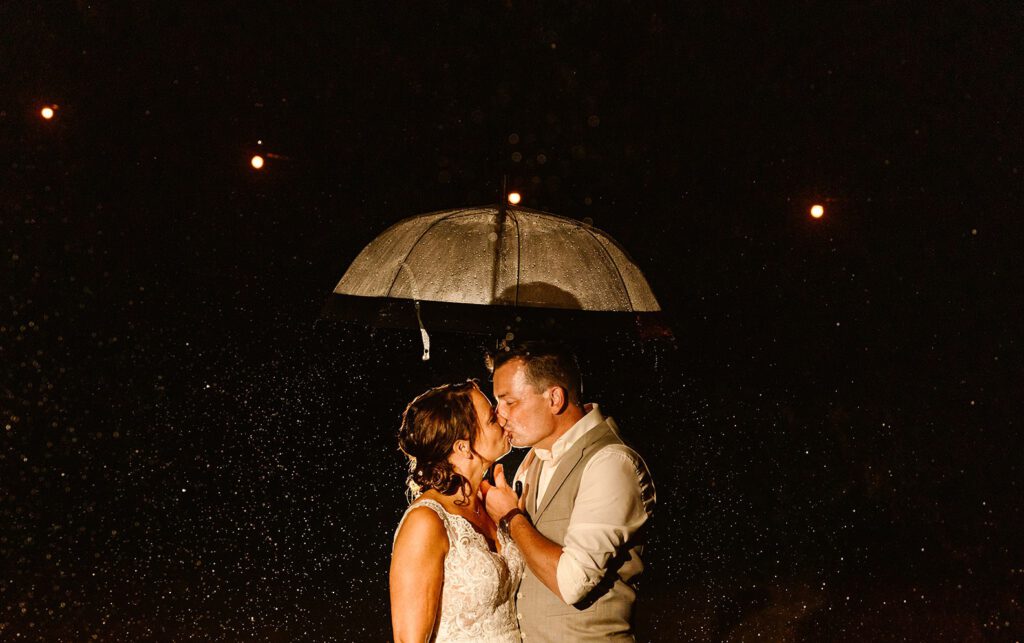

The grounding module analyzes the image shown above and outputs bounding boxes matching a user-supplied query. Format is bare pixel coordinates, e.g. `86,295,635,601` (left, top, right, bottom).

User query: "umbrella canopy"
323,205,670,355
335,205,661,310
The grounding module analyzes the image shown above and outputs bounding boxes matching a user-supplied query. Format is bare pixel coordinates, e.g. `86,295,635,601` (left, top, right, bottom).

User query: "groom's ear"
547,386,568,414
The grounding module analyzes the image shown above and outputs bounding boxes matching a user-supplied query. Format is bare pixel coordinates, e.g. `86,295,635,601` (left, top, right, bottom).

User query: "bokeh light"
810,204,825,218
250,155,265,170
507,192,521,205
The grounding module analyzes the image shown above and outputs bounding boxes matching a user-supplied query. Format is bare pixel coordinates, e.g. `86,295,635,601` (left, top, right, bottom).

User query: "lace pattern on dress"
395,499,524,642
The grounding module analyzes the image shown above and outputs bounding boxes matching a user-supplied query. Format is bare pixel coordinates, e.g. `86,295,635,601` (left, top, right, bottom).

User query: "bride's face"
470,388,510,463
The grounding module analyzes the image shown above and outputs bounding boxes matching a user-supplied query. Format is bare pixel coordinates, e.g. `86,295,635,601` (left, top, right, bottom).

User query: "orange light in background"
40,106,55,120
507,192,521,205
810,204,825,219
250,155,265,170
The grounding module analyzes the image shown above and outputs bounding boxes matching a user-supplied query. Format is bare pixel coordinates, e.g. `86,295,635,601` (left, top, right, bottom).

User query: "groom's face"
493,359,557,449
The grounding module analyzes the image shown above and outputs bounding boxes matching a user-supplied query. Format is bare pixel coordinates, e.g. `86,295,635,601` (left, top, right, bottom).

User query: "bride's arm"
389,507,447,643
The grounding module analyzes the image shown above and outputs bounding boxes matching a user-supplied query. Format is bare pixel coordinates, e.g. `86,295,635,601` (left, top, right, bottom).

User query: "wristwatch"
499,508,525,529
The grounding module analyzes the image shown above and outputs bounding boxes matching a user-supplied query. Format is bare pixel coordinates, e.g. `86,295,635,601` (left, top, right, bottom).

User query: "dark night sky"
3,2,1023,641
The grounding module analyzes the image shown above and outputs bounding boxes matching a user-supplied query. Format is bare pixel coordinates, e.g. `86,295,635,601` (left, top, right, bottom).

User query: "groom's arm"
483,464,564,599
490,450,656,606
556,446,655,604
504,511,564,597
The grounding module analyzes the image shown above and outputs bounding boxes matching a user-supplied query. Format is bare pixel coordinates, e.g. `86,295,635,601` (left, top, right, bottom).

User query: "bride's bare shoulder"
395,502,448,554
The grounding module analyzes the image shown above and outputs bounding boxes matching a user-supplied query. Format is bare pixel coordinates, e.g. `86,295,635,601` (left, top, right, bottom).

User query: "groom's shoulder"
590,441,647,471
586,427,653,480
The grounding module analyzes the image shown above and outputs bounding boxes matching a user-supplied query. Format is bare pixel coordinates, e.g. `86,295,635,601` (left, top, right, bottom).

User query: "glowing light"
250,155,265,170
40,106,55,120
507,192,521,205
810,204,824,218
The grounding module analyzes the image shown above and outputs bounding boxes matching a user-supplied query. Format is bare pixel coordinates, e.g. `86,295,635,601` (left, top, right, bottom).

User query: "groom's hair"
488,340,584,408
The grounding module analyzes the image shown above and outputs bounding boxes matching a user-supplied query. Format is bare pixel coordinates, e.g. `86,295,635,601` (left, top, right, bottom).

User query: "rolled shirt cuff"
555,548,604,605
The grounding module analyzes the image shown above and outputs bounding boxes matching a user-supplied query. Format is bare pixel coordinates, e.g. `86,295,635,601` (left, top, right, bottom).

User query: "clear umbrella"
323,205,669,359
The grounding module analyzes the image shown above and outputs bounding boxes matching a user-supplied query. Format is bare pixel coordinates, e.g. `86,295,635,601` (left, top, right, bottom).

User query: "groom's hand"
482,464,524,524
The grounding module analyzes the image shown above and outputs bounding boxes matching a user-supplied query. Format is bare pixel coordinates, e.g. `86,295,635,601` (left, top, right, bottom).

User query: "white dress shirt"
513,404,656,604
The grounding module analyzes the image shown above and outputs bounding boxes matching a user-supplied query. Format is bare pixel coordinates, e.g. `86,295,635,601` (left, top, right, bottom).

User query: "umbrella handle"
414,300,430,361
399,262,431,361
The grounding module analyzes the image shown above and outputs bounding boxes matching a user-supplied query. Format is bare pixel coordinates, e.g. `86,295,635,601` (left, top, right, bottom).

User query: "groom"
482,341,656,642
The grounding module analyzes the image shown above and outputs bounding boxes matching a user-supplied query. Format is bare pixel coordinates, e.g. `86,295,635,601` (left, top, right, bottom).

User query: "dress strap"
393,498,451,545
409,498,448,521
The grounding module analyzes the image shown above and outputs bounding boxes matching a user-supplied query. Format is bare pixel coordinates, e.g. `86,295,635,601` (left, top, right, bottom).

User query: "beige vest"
515,420,644,642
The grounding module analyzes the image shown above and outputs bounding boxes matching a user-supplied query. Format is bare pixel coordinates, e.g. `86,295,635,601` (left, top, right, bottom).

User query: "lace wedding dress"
395,499,524,642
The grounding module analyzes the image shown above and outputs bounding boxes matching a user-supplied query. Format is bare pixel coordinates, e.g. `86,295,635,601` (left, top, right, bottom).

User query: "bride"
390,380,523,642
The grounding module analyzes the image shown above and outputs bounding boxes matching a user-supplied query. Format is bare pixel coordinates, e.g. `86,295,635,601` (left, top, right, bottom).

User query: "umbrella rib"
510,208,522,307
580,225,633,312
384,210,467,298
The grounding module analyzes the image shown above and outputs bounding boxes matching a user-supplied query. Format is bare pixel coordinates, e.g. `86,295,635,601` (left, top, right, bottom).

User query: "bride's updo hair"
398,380,480,499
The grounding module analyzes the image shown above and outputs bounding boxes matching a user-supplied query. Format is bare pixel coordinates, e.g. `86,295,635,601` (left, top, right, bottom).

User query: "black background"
3,2,1022,641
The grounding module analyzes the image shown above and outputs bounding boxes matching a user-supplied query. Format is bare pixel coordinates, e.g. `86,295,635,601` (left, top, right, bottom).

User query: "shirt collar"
533,404,605,464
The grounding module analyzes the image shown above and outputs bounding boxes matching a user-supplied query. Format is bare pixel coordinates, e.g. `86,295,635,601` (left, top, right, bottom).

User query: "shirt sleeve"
555,445,655,604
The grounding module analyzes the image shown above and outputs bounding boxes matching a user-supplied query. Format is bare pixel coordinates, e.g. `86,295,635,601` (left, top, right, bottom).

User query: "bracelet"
499,508,525,529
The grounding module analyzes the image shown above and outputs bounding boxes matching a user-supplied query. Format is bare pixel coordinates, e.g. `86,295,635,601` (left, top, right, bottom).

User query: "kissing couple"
390,341,656,642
